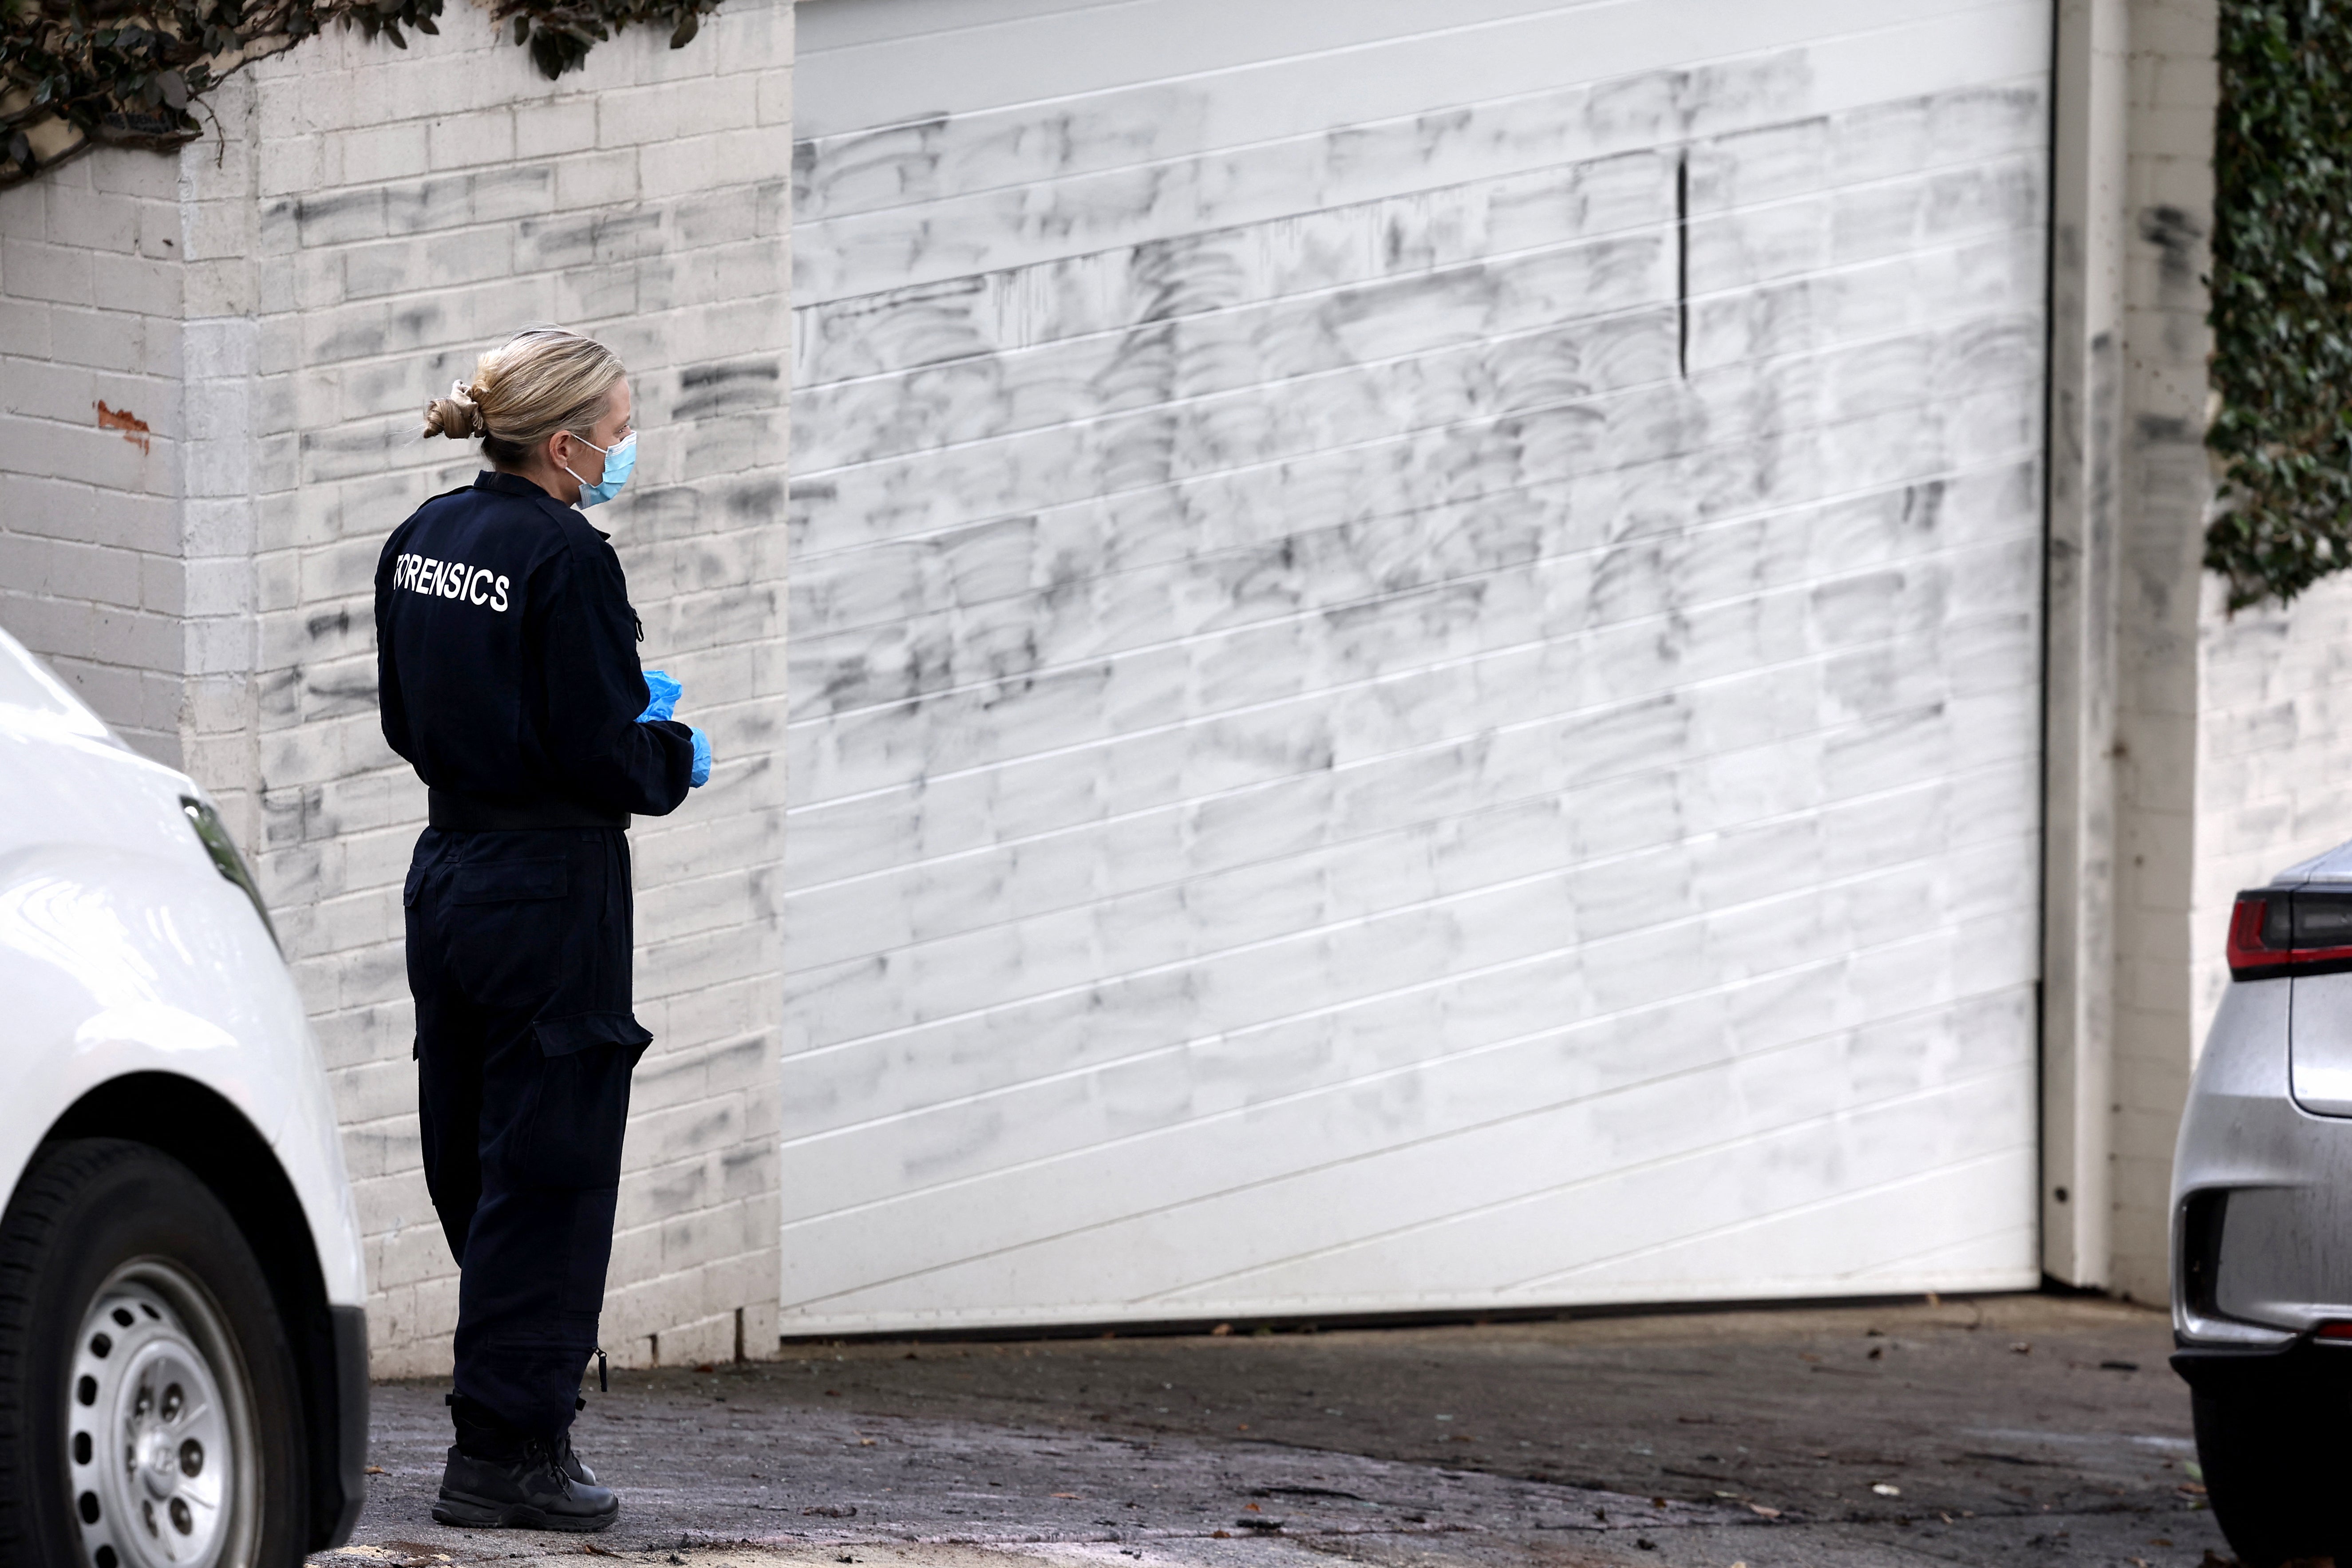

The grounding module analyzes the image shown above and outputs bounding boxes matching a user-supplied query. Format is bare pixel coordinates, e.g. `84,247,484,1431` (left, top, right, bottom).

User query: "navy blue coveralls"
376,470,695,1440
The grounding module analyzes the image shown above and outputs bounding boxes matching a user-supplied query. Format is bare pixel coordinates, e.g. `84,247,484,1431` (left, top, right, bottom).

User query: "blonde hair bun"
419,328,625,465
422,380,485,439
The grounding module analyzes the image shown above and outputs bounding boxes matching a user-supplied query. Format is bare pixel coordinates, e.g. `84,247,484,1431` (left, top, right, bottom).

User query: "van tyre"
2193,1387,2349,1568
0,1139,310,1568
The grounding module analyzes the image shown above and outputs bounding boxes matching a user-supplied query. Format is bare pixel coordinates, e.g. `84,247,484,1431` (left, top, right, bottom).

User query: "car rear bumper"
2174,1336,2352,1397
2173,979,2352,1344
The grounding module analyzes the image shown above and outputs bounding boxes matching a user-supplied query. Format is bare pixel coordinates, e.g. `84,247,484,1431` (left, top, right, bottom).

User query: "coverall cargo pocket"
517,1012,652,1189
445,858,577,1008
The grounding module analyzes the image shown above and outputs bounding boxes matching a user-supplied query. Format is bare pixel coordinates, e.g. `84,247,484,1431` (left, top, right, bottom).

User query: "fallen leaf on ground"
1747,1504,1780,1519
1872,1484,1901,1497
1053,1493,1080,1500
364,1465,385,1474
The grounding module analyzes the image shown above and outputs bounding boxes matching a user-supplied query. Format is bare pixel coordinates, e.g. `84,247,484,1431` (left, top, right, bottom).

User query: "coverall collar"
475,470,554,500
474,470,612,538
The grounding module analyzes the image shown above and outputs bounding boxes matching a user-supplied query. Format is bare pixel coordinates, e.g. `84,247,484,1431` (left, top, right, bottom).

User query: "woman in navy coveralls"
377,328,707,1532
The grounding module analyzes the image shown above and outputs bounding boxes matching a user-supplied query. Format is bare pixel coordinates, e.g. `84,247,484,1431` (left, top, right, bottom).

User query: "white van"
0,628,368,1567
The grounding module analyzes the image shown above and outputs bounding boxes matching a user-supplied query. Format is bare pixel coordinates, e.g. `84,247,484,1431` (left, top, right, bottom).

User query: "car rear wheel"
2193,1386,2351,1567
0,1139,309,1568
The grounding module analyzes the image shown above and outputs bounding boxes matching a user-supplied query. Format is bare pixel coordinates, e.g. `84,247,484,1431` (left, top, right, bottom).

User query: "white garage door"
781,0,2050,1331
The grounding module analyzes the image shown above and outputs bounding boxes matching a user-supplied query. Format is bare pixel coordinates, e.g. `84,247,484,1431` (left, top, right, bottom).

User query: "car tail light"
2228,888,2352,980
2317,1323,2352,1342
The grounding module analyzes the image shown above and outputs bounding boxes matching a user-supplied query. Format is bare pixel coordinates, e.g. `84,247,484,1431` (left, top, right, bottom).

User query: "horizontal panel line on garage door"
797,0,2040,134
796,80,2042,310
783,583,2036,908
779,805,2036,1072
776,792,2035,1153
792,281,2043,524
1164,1131,2034,1309
1505,1142,2032,1295
788,457,2039,737
797,239,2036,486
775,981,2035,1253
785,641,2034,916
787,346,2044,571
780,694,2034,950
773,972,2040,1257
788,474,2040,741
781,801,2036,1066
1779,1201,2034,1295
790,421,2042,692
794,0,2018,151
779,725,2036,992
795,128,2041,389
781,606,2032,921
777,1030,2035,1309
794,258,2040,487
776,1039,2036,1310
783,683,2033,963
795,3,2044,233
784,456,2039,823
792,150,1672,381
781,545,2032,860
1500,1151,2037,1301
789,390,2041,647
795,54,2042,271
795,143,2043,394
784,530,2041,816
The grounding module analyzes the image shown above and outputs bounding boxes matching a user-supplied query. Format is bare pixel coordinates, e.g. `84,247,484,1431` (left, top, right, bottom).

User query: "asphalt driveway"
313,1293,2226,1568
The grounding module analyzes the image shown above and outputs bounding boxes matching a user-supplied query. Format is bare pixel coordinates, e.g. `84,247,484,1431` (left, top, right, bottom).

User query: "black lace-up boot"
435,1392,618,1531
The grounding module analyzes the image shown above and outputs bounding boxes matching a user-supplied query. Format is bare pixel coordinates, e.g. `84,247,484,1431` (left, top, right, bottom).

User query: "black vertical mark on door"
1676,152,1691,379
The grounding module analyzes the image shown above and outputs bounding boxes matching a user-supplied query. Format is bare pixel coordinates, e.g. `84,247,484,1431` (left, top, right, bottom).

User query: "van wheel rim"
67,1265,256,1568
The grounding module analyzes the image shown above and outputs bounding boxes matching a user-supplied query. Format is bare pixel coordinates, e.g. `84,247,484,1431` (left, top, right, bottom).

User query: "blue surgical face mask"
561,430,636,508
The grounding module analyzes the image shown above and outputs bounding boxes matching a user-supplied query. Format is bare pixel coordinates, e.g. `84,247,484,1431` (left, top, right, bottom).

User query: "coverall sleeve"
374,531,415,768
534,537,696,818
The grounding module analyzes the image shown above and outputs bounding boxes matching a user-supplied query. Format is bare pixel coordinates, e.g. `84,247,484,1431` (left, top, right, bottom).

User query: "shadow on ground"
313,1293,2229,1568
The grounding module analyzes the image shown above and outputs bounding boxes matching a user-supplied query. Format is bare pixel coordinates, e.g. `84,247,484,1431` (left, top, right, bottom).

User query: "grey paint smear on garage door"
779,0,2051,1331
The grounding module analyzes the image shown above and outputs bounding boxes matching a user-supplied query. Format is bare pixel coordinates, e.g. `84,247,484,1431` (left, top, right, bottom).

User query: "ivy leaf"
668,8,695,47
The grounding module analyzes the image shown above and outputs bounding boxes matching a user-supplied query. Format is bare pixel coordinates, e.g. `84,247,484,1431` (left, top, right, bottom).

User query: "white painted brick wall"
0,0,792,1374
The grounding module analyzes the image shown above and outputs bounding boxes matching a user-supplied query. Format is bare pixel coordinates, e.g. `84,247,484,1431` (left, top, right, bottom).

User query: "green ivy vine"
2209,0,2352,608
1,0,718,189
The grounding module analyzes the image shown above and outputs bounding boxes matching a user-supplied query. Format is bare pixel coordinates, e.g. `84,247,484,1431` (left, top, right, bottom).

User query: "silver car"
2174,841,2352,1566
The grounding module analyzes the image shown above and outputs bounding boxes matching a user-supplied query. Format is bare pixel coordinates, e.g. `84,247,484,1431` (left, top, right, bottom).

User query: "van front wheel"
0,1139,310,1568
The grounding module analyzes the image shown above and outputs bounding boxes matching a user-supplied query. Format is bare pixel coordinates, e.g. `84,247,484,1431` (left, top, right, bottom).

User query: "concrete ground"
312,1294,2231,1568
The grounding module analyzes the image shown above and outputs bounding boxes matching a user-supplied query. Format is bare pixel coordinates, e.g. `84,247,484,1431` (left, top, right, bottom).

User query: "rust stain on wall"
95,401,150,454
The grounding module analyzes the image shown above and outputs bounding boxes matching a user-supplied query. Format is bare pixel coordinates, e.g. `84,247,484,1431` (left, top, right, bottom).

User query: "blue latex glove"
689,726,712,787
636,668,681,723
